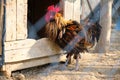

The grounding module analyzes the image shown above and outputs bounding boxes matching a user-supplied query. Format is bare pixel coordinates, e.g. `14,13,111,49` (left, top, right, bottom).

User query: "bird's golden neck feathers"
54,13,73,29
45,13,73,41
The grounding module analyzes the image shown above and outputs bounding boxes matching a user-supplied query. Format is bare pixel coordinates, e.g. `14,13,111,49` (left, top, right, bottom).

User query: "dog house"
0,0,81,76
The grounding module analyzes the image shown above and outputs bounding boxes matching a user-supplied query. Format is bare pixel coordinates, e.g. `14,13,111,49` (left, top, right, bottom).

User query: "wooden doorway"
28,0,60,24
27,0,60,39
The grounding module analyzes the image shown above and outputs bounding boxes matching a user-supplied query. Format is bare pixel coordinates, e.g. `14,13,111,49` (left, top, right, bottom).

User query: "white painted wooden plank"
73,0,80,22
63,0,74,20
5,39,36,51
5,0,16,41
4,54,61,72
63,0,81,22
16,0,27,40
5,38,62,62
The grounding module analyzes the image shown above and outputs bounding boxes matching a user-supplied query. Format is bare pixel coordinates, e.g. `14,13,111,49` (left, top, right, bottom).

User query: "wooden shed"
0,0,81,76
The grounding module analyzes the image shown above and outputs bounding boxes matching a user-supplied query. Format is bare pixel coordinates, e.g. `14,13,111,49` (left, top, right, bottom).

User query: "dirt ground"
0,30,120,80
0,52,120,80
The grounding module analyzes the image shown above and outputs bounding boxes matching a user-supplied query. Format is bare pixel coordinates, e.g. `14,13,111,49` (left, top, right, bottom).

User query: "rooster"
42,5,101,70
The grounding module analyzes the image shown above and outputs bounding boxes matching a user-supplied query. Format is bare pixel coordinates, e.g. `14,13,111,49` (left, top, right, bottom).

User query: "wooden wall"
4,0,81,42
63,0,81,22
5,0,27,41
4,38,61,63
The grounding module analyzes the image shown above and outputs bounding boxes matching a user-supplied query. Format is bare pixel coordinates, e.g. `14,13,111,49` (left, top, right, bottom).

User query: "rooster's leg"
65,54,71,66
75,54,80,71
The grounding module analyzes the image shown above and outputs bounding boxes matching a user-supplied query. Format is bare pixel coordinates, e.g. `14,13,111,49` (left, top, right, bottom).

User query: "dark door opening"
27,0,60,39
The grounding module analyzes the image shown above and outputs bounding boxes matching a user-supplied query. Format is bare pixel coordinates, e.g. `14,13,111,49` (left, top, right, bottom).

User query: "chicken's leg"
65,54,71,66
75,55,80,71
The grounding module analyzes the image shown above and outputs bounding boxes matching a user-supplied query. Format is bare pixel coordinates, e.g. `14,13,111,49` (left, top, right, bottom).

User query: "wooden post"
5,0,17,41
0,0,4,55
95,0,113,53
63,0,80,22
16,0,27,40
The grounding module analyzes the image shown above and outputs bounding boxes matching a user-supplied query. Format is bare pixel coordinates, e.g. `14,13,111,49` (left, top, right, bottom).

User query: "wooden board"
16,0,27,40
1,54,66,77
1,54,65,77
63,0,80,22
5,0,17,41
3,54,61,72
0,0,4,55
63,0,74,20
5,39,36,51
73,0,80,22
5,38,62,63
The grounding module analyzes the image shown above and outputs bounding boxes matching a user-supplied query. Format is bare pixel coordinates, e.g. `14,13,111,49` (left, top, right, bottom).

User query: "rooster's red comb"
47,5,60,13
47,5,55,11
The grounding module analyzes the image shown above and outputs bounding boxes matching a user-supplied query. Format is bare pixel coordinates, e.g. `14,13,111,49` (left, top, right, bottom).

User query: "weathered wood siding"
16,0,27,40
5,0,17,41
63,0,101,22
63,0,80,22
5,0,27,41
5,38,61,63
0,0,4,55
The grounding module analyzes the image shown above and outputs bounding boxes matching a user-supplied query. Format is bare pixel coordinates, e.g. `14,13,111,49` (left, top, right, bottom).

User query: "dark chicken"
44,12,101,70
35,4,101,70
